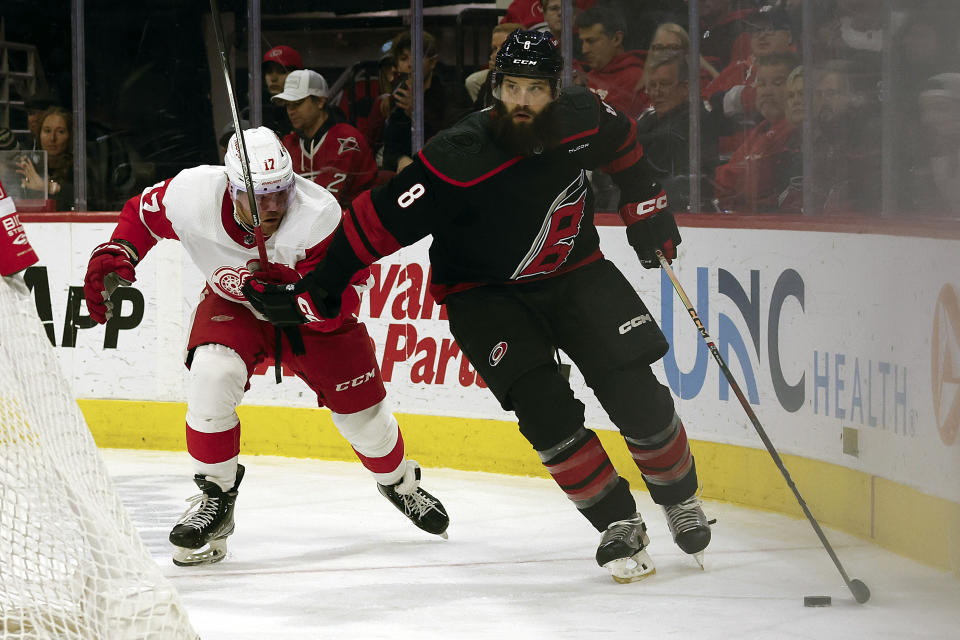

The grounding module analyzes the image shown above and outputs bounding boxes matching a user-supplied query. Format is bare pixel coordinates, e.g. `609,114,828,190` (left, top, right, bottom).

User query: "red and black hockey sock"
539,427,637,531
624,412,698,505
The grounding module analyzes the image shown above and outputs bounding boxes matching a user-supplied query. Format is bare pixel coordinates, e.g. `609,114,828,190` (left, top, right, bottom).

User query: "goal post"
0,274,198,640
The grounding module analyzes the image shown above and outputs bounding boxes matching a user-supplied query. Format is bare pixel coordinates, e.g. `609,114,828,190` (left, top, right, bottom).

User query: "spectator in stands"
19,95,57,150
635,51,719,211
711,53,800,212
361,46,399,156
261,45,304,137
605,0,688,52
501,0,595,29
645,23,720,92
16,106,73,211
574,6,647,118
381,30,472,172
464,22,524,109
540,0,563,36
703,3,796,154
272,70,377,205
809,59,881,214
775,64,805,212
698,0,759,69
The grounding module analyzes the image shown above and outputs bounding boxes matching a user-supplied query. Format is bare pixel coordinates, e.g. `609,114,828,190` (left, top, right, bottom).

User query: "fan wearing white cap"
272,69,377,204
79,125,451,566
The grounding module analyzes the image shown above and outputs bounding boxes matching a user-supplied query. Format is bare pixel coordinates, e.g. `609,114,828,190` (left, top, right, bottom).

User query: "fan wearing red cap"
262,45,303,96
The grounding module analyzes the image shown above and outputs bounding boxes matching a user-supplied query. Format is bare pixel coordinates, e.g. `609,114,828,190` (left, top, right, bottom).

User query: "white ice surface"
103,449,960,640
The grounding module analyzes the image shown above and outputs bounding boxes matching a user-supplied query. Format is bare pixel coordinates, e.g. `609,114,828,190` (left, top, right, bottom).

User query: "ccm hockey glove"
83,241,138,323
619,189,682,269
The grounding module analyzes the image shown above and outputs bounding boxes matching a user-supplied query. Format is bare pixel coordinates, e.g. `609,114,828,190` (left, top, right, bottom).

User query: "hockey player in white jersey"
82,127,449,566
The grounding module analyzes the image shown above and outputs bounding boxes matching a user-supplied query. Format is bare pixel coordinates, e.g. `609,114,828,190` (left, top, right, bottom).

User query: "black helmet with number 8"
491,29,564,100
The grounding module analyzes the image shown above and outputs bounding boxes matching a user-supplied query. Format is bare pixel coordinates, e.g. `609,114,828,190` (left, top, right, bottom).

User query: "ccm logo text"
335,368,376,391
619,314,652,334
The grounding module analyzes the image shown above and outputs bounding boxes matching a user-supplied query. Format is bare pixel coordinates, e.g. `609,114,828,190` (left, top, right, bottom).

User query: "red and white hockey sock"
185,420,241,490
332,400,407,486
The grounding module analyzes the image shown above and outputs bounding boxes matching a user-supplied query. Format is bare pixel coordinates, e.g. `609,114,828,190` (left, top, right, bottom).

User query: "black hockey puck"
803,596,832,607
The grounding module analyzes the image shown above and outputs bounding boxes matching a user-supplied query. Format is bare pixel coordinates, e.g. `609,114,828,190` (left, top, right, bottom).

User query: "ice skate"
595,514,656,583
169,465,245,566
377,460,449,539
663,495,713,569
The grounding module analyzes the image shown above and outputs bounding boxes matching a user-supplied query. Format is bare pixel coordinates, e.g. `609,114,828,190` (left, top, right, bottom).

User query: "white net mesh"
0,275,198,640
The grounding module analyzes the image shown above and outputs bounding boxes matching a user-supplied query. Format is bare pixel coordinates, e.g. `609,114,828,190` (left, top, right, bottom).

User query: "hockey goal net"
0,276,198,639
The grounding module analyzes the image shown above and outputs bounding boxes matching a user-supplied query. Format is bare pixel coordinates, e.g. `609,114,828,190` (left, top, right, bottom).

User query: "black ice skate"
377,460,449,539
169,464,245,566
663,495,713,569
595,514,656,583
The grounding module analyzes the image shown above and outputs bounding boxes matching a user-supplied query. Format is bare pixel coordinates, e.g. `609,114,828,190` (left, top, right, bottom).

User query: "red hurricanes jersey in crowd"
0,178,39,276
281,122,377,205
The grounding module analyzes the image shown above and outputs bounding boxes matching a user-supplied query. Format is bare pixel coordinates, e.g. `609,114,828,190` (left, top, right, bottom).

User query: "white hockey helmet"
224,126,295,200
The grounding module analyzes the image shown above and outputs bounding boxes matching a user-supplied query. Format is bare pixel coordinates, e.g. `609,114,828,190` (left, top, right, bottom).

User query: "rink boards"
17,214,960,575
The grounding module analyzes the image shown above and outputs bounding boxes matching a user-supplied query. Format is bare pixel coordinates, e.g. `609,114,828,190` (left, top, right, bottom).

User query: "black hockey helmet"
491,29,564,99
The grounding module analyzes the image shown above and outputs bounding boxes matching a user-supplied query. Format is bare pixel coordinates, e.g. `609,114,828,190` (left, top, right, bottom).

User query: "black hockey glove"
619,190,682,269
242,270,342,326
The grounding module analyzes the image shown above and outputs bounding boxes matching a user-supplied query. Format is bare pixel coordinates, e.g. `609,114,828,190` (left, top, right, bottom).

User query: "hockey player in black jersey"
245,29,712,583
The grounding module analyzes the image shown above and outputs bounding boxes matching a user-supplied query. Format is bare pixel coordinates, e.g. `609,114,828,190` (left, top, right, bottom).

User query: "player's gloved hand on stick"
83,241,138,324
619,189,682,269
242,268,342,327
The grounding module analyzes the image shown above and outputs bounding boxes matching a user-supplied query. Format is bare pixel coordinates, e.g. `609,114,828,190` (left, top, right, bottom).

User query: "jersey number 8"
397,183,426,208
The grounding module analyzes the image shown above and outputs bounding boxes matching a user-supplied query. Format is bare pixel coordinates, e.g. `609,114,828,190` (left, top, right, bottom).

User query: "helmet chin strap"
232,205,256,234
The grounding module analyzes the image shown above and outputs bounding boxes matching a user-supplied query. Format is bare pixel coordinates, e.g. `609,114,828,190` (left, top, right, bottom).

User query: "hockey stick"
655,249,871,604
208,0,269,267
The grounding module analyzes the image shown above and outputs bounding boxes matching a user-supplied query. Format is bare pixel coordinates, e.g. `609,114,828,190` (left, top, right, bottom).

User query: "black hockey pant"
445,260,699,532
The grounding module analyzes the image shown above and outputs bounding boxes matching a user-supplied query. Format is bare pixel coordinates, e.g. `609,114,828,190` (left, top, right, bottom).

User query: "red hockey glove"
619,190,682,269
83,241,138,324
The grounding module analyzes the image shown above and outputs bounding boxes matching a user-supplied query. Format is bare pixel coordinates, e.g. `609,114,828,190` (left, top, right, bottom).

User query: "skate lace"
177,492,220,530
398,490,440,518
603,516,642,543
664,497,706,534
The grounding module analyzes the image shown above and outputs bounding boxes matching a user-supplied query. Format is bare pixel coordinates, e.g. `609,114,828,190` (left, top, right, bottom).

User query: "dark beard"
489,101,562,157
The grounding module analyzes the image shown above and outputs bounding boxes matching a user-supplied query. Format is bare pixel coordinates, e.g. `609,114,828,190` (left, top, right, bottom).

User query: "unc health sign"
19,221,960,504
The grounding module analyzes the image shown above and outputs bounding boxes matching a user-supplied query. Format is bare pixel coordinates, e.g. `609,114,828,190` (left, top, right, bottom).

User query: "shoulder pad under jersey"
418,111,518,186
552,86,605,138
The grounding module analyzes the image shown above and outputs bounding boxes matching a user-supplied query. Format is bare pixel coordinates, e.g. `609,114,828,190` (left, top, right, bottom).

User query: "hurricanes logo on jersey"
337,137,361,154
213,266,251,301
489,341,508,367
512,172,589,279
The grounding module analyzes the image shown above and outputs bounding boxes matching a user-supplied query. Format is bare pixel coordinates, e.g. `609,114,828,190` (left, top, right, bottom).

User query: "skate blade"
439,530,449,540
693,551,704,570
604,550,656,584
172,538,228,566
